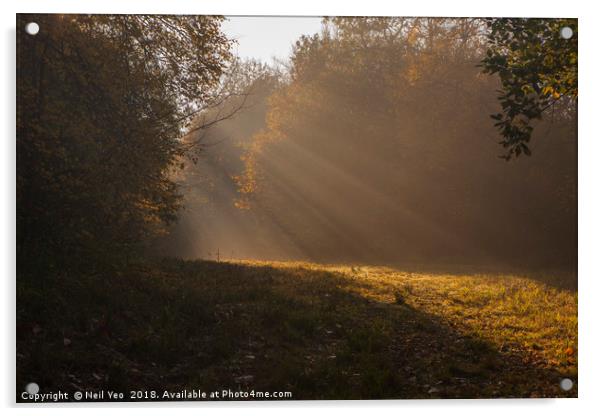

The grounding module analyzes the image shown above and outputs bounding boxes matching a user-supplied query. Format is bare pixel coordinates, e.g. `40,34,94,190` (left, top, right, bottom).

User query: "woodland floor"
17,259,577,401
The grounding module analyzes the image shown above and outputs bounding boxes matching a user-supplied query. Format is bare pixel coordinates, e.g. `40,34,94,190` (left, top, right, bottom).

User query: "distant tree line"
221,18,576,268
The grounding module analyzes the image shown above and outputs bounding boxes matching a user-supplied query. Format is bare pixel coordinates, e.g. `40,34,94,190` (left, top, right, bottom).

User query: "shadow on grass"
17,259,576,401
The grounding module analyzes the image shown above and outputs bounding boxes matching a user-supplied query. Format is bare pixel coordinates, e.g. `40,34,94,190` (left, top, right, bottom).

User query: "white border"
2,1,600,415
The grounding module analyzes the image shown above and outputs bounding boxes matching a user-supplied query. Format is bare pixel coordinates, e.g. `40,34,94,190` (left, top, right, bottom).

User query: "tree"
153,59,286,259
17,14,233,270
234,17,576,268
480,18,577,159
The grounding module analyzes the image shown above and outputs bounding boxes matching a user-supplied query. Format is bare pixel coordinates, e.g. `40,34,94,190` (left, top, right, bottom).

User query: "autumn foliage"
17,14,232,270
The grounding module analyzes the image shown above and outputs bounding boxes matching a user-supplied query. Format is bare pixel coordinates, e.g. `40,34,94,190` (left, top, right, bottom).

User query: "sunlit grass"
17,259,577,400
242,260,577,376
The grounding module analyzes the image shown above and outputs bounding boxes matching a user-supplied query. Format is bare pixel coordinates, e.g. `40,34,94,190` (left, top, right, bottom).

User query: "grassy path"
17,259,577,400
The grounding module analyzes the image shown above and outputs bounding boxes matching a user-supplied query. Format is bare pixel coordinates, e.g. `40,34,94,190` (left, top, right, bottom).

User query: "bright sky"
221,16,323,64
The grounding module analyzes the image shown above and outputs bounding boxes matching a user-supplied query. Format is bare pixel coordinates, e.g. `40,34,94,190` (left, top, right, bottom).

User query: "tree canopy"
17,16,577,272
17,14,233,270
229,17,576,267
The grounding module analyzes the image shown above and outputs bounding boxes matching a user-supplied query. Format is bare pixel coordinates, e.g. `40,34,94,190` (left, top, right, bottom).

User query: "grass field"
16,259,577,400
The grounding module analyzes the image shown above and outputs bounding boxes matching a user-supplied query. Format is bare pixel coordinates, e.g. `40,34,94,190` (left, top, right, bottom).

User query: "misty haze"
17,16,577,401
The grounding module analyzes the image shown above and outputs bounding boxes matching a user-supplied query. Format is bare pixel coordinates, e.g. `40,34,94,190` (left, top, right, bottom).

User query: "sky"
221,16,323,64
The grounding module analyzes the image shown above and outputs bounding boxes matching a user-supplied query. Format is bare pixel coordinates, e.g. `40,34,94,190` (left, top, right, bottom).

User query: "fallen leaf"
234,375,254,384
